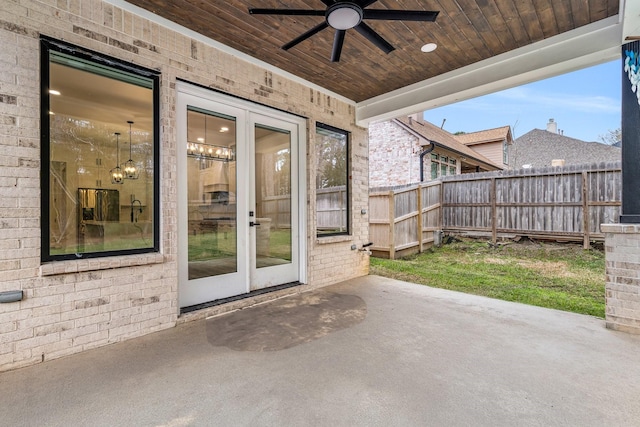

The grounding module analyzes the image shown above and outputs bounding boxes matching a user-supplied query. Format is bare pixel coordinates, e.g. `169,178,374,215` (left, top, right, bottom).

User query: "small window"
431,153,438,160
441,163,448,176
431,161,438,179
316,123,349,236
503,141,509,164
441,156,448,163
450,158,456,165
41,37,159,261
450,166,456,175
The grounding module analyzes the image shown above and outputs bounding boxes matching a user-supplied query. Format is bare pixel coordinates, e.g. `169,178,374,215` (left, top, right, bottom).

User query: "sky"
423,60,621,143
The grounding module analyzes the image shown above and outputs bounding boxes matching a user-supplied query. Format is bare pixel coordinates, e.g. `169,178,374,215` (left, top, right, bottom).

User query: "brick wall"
369,121,421,187
602,224,640,334
0,0,369,371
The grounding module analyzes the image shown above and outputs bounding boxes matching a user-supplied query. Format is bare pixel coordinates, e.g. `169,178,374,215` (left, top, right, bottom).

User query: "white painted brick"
61,324,98,340
73,329,109,346
34,338,74,359
17,313,61,330
14,332,60,352
1,0,368,373
74,313,110,328
60,306,100,322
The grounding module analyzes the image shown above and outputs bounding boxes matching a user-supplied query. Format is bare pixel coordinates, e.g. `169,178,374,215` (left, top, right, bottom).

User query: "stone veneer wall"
0,0,369,372
602,224,640,334
368,121,421,187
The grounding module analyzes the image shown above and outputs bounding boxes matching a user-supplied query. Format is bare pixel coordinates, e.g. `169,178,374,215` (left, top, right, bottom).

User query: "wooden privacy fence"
370,162,621,259
259,194,291,228
258,186,348,231
370,181,442,259
316,186,348,232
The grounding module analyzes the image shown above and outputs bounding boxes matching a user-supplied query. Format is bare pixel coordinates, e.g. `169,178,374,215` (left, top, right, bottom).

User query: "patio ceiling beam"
355,15,623,127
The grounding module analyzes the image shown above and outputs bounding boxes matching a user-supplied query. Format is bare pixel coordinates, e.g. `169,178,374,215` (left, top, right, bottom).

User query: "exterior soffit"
356,15,623,127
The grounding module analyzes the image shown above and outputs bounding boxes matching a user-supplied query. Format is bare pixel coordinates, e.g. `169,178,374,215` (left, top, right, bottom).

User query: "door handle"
249,221,261,227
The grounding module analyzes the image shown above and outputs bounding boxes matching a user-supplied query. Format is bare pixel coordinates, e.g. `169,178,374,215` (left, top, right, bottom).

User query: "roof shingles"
510,129,621,168
454,126,512,145
394,117,503,170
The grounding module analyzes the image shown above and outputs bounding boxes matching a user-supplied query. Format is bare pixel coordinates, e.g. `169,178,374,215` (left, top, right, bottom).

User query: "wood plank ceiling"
126,0,619,102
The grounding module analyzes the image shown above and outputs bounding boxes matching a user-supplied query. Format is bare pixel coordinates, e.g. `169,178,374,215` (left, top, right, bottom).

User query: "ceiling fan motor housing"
326,2,363,30
249,1,438,62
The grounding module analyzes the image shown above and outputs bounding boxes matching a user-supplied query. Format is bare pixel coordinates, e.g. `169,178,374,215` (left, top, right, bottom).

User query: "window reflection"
45,47,156,259
316,124,349,236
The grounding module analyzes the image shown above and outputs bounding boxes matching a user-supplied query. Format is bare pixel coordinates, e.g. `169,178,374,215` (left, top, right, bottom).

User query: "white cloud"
494,87,620,114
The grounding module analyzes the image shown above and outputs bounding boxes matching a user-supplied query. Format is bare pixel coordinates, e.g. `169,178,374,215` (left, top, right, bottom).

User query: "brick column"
601,43,640,333
602,224,640,334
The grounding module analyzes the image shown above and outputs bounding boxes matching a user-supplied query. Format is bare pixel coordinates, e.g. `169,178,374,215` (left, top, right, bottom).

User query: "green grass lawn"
370,238,606,318
188,228,292,261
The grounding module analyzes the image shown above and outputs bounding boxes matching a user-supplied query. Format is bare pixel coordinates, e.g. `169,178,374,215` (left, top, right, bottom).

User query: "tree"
599,128,621,146
316,134,346,188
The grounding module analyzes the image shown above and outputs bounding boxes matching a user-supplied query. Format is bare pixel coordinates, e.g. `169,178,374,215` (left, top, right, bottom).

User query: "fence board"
370,162,621,258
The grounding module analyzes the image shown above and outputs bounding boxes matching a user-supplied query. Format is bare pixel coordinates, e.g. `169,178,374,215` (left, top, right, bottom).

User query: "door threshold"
180,282,303,315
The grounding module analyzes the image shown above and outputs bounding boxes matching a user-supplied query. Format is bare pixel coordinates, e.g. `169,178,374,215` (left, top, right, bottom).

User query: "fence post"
439,181,444,233
582,170,590,249
417,185,423,253
388,190,395,259
491,177,497,244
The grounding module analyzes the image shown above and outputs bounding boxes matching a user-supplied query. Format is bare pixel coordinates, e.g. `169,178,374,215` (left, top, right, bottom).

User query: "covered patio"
2,0,640,373
2,275,639,426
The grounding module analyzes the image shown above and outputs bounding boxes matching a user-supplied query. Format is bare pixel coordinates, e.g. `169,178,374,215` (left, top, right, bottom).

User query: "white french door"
249,113,300,290
177,83,305,309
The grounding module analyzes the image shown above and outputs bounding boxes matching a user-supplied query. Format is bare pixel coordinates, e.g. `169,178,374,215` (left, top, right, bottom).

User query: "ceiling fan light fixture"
421,43,437,52
326,3,363,30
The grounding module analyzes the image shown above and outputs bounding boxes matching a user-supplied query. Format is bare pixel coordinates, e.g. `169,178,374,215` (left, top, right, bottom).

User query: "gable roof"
454,126,513,146
511,128,621,168
394,117,503,170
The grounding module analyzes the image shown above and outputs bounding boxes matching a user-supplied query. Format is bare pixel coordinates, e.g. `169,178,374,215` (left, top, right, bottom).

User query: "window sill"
40,252,165,276
316,235,352,245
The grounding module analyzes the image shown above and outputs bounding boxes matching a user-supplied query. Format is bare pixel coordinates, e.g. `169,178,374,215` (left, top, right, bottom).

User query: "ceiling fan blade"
363,10,439,21
249,8,325,17
354,22,394,54
282,22,329,50
331,30,346,62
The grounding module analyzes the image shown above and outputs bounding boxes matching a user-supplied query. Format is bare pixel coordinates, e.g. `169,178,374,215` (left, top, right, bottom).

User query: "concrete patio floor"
2,275,640,426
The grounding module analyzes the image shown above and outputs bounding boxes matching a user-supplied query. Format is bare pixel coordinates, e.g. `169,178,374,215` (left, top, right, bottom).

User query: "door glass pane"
255,125,292,268
187,108,237,279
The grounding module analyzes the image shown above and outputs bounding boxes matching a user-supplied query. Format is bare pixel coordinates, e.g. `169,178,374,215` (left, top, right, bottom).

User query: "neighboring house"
454,126,513,169
369,114,505,188
510,119,621,169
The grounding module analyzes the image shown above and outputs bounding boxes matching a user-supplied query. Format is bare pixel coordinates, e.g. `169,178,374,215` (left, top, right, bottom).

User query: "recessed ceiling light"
197,137,204,142
421,43,437,53
49,89,61,95
220,127,229,132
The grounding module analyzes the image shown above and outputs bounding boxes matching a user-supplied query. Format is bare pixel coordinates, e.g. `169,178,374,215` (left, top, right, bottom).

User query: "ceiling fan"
249,1,439,62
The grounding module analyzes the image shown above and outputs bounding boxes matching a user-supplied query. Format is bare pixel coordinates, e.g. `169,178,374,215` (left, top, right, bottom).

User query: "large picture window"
41,38,160,261
315,123,349,236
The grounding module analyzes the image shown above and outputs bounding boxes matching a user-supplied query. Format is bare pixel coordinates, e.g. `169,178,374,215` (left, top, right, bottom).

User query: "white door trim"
176,81,307,308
